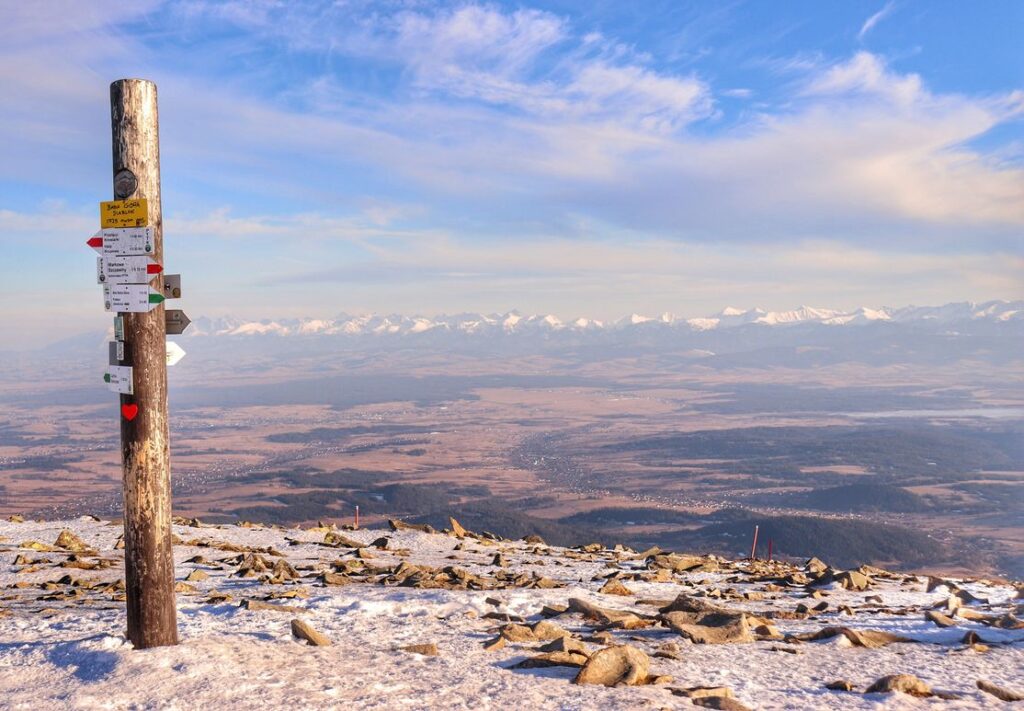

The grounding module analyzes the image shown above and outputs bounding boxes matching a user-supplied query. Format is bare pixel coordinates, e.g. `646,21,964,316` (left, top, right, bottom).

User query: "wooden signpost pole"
110,79,178,648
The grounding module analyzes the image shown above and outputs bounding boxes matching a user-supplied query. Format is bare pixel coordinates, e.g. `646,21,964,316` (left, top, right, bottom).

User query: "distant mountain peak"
183,300,1022,339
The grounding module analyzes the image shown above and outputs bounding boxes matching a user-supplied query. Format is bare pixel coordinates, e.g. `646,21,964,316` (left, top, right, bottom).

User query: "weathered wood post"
110,78,179,648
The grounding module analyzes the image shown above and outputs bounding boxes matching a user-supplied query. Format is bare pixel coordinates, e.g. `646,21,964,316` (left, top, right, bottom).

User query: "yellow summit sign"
100,198,148,228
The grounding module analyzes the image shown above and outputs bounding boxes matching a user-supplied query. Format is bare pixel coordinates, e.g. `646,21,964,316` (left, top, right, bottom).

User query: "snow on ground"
0,517,1021,710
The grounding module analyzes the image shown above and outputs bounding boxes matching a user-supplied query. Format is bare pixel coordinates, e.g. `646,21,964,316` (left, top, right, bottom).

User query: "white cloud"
804,51,922,106
395,5,566,77
384,5,712,133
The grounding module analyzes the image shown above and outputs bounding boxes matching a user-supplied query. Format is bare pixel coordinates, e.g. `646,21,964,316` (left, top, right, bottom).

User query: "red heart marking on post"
121,403,139,421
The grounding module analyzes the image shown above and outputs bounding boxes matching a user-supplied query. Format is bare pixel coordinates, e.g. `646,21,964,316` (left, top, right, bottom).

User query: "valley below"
2,325,1021,579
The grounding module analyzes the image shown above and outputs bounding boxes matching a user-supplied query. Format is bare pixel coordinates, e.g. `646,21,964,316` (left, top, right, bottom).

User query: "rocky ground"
0,515,1022,709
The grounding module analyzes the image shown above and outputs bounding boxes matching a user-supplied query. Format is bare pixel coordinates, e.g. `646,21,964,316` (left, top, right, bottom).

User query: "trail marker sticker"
100,198,148,228
121,403,139,421
97,255,162,284
162,274,181,299
166,341,186,366
103,283,165,312
87,228,153,256
104,365,134,395
109,341,125,365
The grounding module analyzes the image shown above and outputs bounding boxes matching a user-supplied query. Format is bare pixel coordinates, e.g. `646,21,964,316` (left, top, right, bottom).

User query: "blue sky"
1,1,1022,347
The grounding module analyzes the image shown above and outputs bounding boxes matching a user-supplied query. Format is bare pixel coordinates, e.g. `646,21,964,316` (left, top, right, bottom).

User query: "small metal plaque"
165,309,191,335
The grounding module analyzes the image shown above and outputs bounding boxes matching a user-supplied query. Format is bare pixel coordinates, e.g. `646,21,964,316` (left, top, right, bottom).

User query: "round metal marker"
114,168,138,198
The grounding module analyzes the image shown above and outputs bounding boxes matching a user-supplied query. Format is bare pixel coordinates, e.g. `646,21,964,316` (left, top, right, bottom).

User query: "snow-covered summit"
0,517,1021,709
186,300,1023,338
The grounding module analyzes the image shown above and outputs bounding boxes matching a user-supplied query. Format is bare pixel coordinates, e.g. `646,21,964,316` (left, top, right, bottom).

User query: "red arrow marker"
147,263,163,274
87,236,103,248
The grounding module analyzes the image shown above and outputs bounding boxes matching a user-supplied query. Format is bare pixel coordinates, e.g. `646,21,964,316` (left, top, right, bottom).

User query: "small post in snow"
767,538,773,561
749,524,759,561
355,505,360,529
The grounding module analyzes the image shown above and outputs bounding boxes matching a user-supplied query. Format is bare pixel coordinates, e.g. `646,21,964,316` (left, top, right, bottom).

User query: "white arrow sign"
103,283,165,312
97,255,162,284
87,227,153,257
104,365,134,395
166,340,186,366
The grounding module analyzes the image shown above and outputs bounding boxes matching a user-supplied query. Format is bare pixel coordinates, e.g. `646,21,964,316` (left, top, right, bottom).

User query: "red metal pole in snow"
355,505,360,529
750,524,759,560
768,539,773,561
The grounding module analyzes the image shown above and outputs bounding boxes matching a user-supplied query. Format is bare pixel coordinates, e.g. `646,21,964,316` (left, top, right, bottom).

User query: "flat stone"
241,599,303,613
598,578,633,596
977,680,1024,702
925,610,957,627
573,645,650,687
539,636,588,655
540,604,568,617
500,624,537,643
865,674,932,697
794,626,911,648
449,517,467,538
323,531,363,548
662,611,755,644
54,530,92,553
400,643,438,656
483,635,506,652
835,570,872,591
530,620,568,641
691,697,752,710
290,618,331,646
511,651,588,669
672,686,734,699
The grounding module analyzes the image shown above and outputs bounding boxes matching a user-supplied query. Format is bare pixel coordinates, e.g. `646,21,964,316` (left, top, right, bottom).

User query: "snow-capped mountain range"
187,301,1021,338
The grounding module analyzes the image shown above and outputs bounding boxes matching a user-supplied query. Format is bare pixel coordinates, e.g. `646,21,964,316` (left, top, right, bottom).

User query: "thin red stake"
355,505,360,530
768,539,773,561
750,524,759,561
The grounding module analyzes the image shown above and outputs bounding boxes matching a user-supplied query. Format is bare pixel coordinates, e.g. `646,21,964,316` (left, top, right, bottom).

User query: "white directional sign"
87,227,153,257
103,283,166,312
166,341,186,366
104,365,134,395
97,255,162,284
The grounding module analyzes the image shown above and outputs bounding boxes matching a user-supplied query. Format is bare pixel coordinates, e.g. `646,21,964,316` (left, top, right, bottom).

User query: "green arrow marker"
148,291,165,304
104,373,111,383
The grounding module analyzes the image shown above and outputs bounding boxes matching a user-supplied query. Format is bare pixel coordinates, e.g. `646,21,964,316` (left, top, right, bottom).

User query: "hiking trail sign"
97,255,162,284
103,283,165,312
87,227,153,256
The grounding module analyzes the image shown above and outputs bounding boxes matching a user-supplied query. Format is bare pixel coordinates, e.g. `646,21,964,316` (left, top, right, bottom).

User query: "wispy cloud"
858,1,896,41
